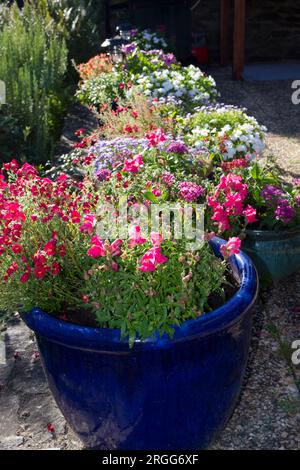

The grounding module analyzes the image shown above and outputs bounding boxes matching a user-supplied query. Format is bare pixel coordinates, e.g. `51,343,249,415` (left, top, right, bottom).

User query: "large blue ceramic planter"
242,226,300,282
22,238,258,450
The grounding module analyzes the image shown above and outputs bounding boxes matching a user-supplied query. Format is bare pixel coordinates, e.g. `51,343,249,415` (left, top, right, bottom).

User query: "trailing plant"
0,160,235,346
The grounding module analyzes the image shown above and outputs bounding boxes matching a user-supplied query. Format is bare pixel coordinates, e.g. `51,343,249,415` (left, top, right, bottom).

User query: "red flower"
34,264,46,279
11,243,22,254
44,241,56,256
58,244,66,257
51,262,60,276
71,210,81,224
20,271,31,283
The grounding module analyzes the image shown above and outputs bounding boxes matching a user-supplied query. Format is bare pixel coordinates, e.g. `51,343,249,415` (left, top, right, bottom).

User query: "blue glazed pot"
22,238,258,450
242,226,300,282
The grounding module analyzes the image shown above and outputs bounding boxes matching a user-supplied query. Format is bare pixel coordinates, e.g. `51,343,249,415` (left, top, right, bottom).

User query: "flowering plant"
96,89,184,139
207,161,300,236
0,160,234,345
185,105,266,161
76,54,113,80
134,66,217,109
76,70,128,107
128,29,169,52
122,48,178,77
78,128,210,191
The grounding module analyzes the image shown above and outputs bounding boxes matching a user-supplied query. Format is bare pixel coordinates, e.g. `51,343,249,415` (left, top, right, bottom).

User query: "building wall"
192,0,300,63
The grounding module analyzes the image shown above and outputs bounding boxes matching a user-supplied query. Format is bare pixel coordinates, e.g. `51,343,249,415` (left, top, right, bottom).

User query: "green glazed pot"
242,226,300,282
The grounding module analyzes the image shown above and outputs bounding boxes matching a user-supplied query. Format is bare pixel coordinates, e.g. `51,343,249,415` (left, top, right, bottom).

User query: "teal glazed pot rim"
22,237,258,353
245,225,300,242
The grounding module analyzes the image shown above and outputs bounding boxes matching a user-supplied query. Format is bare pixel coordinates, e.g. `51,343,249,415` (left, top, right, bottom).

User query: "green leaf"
143,191,158,203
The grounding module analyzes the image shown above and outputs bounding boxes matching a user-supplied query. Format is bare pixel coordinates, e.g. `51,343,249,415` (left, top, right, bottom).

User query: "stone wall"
192,0,300,63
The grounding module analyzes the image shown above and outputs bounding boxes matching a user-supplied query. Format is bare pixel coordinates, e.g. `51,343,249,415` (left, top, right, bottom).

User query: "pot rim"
245,224,300,241
22,237,258,352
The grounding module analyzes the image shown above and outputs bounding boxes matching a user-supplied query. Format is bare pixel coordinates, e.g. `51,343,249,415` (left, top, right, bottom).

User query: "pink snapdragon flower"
211,204,230,232
146,129,166,147
128,226,147,248
80,214,96,234
139,247,168,272
150,232,163,246
223,192,244,215
220,237,241,259
87,235,106,258
109,239,123,257
243,205,257,224
123,154,143,173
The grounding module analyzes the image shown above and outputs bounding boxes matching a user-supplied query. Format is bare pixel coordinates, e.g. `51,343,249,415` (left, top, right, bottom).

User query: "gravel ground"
0,69,299,450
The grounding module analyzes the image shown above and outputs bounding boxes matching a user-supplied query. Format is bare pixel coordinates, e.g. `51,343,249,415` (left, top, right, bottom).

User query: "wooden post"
233,0,246,80
220,0,231,66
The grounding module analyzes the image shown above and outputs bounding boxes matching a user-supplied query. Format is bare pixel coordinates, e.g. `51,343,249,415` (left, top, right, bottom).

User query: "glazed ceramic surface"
243,226,300,282
22,237,258,450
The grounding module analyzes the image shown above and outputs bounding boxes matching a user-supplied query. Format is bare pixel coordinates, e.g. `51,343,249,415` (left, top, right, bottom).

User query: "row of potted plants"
1,28,299,450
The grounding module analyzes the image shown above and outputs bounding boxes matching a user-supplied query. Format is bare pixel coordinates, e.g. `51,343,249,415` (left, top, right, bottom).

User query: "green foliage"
76,71,127,107
0,1,68,162
189,107,254,130
91,243,225,345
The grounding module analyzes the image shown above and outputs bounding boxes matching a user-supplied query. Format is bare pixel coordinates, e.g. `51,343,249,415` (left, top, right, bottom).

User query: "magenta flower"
123,154,143,173
87,235,106,258
139,247,168,272
178,182,204,202
80,214,97,234
223,192,244,215
128,225,147,248
161,172,175,187
109,239,123,257
211,204,230,232
243,205,257,224
146,129,166,147
220,237,241,259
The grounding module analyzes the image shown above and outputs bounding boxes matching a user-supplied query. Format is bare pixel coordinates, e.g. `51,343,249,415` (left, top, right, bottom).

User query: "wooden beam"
233,0,246,80
220,0,231,66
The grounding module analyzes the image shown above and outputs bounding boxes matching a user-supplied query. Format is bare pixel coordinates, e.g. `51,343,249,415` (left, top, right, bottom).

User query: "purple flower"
96,168,111,181
130,29,138,38
121,43,137,54
178,182,204,202
166,141,188,154
295,196,300,207
161,172,175,187
92,137,148,174
275,199,295,224
161,53,177,66
261,185,286,203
